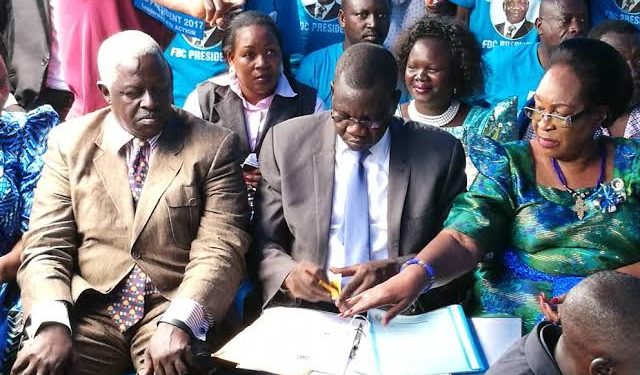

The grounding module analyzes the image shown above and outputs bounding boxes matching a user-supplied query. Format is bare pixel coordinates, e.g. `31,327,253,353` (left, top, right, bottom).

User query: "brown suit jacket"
18,107,251,323
255,112,469,308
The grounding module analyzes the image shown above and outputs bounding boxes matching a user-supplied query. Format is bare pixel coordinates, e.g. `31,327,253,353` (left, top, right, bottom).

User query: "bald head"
536,0,587,50
97,30,167,87
557,271,640,375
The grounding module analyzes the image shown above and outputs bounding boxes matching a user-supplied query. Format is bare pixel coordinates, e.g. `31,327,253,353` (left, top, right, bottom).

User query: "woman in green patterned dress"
342,38,640,332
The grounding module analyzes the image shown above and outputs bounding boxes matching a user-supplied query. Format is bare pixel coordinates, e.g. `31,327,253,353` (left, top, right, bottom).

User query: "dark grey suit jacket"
196,78,317,159
255,111,469,309
9,0,51,108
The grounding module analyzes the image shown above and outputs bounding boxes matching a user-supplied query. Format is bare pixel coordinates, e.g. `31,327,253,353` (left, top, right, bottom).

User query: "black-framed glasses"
523,106,590,128
331,112,387,130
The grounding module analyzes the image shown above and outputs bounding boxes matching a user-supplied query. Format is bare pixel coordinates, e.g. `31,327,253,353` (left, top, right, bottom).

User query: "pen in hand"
305,269,340,298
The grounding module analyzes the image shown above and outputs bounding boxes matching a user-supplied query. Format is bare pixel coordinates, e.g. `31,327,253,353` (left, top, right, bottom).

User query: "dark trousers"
31,87,74,120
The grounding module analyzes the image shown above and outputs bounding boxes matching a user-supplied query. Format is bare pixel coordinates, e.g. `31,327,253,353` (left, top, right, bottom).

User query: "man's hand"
11,324,72,375
203,0,245,28
141,323,199,375
331,259,398,311
283,261,333,303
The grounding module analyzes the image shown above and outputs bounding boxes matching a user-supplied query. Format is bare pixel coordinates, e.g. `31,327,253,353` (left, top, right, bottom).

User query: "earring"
228,65,235,75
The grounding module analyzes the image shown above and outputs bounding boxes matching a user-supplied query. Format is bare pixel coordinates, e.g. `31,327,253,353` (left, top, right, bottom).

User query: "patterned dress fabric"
0,106,59,370
444,136,640,332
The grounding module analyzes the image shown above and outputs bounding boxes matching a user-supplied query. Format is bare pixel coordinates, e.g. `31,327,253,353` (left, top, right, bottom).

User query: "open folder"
213,305,487,375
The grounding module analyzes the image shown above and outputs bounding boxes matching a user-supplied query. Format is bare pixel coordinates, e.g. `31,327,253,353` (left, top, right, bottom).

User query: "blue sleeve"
483,48,505,106
449,0,475,10
295,53,317,89
19,105,60,233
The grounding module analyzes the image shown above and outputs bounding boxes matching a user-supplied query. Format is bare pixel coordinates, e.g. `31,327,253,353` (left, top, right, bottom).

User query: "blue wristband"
401,258,436,285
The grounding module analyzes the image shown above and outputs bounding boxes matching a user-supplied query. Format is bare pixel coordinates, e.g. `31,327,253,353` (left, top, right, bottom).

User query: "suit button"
188,198,197,206
132,252,141,260
40,57,49,66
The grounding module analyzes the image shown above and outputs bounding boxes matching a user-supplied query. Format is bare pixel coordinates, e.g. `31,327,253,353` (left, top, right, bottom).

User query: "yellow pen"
318,278,339,295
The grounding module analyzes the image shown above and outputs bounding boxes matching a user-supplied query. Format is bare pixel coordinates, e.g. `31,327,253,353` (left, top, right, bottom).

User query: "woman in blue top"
0,56,59,371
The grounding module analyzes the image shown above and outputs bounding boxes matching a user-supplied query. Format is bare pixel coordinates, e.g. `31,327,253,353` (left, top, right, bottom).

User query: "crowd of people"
0,0,639,374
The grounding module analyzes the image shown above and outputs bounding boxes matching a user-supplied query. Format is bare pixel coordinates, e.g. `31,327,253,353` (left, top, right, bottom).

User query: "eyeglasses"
331,112,387,130
523,106,590,128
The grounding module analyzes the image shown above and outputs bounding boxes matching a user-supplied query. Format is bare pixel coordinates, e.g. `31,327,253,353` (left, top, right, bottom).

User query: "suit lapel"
213,88,250,155
258,95,298,153
93,127,135,229
312,117,337,266
387,121,410,258
130,115,184,248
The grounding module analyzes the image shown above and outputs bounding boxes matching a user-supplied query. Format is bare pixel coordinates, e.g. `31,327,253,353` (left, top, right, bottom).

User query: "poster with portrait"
490,0,540,40
296,0,344,56
590,0,640,27
164,26,226,107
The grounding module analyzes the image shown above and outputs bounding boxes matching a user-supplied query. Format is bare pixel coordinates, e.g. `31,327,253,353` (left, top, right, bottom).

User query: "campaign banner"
134,0,205,39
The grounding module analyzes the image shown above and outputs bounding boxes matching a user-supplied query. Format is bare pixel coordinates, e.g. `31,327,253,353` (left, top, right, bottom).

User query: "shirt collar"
210,71,296,110
103,112,162,154
336,127,391,166
505,19,526,30
316,1,336,12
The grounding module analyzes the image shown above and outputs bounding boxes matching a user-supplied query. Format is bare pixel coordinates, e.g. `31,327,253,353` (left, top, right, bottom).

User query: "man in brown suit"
12,31,250,375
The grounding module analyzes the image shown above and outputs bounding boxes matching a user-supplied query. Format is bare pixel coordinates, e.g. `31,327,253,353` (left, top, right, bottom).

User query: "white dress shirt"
315,1,336,18
28,114,210,341
503,19,527,38
327,130,390,280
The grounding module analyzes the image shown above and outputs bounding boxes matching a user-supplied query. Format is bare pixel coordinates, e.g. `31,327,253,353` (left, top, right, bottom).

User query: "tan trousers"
24,293,171,374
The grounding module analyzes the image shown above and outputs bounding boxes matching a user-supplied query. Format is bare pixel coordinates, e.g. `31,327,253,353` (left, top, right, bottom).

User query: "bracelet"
401,258,436,291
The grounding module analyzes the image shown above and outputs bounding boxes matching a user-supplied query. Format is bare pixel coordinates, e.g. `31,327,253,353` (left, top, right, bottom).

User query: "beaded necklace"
551,145,606,220
408,99,460,127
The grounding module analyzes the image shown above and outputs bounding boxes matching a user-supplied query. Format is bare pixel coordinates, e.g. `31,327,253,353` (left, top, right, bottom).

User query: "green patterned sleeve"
444,136,517,252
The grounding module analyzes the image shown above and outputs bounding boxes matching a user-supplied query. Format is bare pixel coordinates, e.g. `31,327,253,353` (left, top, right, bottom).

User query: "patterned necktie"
128,138,149,205
107,138,151,332
315,4,327,18
342,151,371,269
506,25,517,38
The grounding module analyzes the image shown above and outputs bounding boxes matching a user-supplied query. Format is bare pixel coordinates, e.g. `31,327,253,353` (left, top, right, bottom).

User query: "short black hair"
342,0,391,10
394,15,483,100
562,271,640,359
334,43,397,92
222,11,284,62
550,38,632,127
588,19,640,40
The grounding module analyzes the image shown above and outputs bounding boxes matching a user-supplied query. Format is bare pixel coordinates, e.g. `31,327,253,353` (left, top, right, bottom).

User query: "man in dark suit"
255,43,469,313
12,30,250,375
306,0,341,20
494,0,535,39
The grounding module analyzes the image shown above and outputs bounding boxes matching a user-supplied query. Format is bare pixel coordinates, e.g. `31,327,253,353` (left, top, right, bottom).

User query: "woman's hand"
538,292,564,324
339,265,429,325
0,239,22,283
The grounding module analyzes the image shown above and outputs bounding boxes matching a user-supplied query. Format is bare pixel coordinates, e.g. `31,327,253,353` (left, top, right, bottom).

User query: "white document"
215,307,363,375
